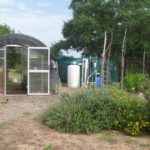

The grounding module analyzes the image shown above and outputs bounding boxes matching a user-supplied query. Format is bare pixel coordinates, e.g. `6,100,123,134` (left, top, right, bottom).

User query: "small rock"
137,92,145,100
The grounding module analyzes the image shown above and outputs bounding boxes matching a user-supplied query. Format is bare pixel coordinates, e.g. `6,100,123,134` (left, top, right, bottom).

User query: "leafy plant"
113,98,149,136
124,73,146,91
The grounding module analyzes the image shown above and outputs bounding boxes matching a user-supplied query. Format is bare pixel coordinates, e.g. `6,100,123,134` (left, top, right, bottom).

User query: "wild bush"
42,87,150,136
113,98,149,136
42,89,114,134
124,73,146,92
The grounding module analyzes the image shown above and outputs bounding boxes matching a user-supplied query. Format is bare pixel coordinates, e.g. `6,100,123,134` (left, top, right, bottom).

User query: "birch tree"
101,31,107,89
121,28,127,89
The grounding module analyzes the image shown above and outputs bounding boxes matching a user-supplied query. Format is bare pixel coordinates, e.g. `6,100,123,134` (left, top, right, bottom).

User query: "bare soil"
0,94,149,150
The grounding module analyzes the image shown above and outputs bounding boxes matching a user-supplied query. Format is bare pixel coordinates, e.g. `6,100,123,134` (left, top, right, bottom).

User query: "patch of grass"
23,112,32,116
125,137,133,144
43,144,52,150
0,123,5,129
125,136,150,147
100,132,118,143
138,143,150,147
0,100,8,105
125,136,138,144
99,131,150,147
0,103,4,107
101,135,117,143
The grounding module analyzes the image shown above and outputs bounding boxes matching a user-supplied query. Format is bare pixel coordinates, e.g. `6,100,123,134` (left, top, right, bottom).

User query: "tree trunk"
106,31,113,85
101,31,107,89
121,28,127,90
143,47,145,74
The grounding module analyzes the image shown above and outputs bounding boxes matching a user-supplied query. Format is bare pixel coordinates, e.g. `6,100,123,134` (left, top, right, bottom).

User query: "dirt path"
0,95,150,150
0,95,57,123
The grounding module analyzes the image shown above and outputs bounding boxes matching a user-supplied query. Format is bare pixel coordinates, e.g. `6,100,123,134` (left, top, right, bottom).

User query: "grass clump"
43,144,52,150
23,112,32,116
42,87,150,136
0,123,5,129
100,133,118,143
42,88,114,134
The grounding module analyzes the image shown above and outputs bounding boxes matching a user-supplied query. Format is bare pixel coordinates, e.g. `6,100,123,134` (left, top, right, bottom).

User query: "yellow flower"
135,121,139,126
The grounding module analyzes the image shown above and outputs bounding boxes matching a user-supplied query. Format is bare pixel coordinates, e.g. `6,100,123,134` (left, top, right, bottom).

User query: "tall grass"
42,87,149,136
42,88,114,134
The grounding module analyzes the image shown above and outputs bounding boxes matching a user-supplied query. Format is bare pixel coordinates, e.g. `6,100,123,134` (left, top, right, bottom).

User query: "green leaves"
51,0,150,58
124,73,146,92
0,23,14,35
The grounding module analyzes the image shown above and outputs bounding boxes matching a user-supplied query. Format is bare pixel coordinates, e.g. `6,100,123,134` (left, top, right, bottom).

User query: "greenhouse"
0,33,51,95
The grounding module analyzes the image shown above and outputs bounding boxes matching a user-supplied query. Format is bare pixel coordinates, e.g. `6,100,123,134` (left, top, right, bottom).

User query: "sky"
0,0,82,57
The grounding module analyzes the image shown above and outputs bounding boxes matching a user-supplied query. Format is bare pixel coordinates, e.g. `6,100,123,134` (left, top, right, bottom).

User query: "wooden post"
121,28,127,90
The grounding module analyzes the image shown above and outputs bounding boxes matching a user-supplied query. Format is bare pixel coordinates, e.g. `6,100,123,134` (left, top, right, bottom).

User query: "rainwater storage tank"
67,64,80,88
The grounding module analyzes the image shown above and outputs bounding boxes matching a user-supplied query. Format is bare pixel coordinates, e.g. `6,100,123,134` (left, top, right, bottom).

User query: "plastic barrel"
67,64,80,88
95,76,101,88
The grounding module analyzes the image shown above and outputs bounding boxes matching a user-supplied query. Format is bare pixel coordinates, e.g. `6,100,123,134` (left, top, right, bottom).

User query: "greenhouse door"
28,47,50,95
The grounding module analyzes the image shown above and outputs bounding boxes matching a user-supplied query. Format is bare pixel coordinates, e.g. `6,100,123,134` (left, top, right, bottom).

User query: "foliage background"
51,0,150,58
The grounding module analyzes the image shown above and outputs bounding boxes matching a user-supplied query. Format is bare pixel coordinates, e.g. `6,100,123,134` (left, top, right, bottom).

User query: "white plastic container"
67,64,80,88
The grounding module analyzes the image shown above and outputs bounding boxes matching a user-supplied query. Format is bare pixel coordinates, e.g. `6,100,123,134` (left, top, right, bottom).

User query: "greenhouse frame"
0,33,50,96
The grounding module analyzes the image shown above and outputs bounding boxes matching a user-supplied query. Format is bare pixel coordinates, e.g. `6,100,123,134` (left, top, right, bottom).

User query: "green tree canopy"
0,23,14,35
51,0,150,57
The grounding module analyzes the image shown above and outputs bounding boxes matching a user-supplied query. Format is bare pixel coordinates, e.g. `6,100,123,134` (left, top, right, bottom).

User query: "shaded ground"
0,94,150,150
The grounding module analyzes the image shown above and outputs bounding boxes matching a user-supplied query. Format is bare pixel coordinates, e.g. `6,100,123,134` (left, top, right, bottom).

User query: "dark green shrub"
42,87,150,136
124,73,146,91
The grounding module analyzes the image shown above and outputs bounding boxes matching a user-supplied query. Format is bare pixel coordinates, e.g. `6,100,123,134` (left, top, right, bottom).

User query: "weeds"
0,123,5,129
125,136,150,147
100,133,118,143
43,144,52,150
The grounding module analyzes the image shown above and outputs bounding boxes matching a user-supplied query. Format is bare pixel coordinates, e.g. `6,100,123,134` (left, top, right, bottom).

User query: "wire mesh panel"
28,47,50,95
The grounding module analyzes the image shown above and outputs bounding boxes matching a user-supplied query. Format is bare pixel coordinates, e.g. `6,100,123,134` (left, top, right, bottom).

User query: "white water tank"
67,64,80,88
